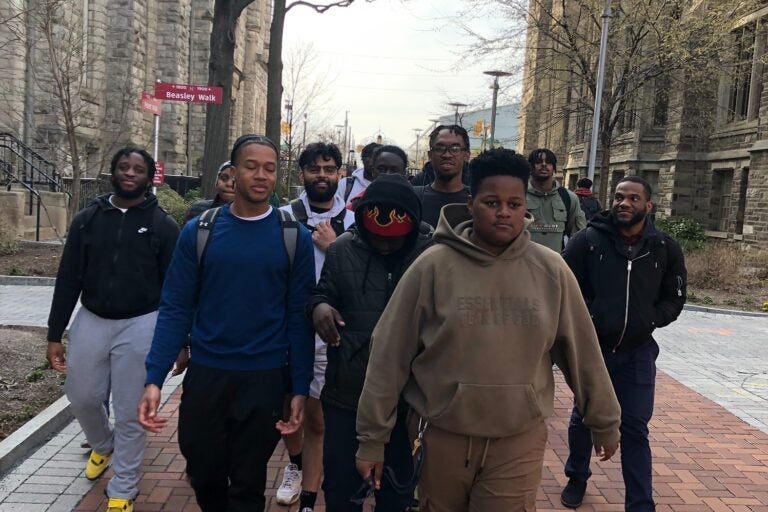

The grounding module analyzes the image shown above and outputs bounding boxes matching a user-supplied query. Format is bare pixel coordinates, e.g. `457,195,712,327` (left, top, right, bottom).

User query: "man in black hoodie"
46,147,180,512
308,174,432,511
559,176,687,511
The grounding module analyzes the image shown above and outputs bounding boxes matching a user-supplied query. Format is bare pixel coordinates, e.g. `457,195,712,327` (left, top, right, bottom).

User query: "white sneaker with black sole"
276,463,302,505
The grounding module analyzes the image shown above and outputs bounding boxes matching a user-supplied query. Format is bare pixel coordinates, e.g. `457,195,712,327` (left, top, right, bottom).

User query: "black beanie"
355,174,422,237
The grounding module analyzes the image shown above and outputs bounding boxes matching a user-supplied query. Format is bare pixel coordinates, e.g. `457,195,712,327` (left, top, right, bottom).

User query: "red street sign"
140,92,162,116
153,161,165,186
154,82,223,104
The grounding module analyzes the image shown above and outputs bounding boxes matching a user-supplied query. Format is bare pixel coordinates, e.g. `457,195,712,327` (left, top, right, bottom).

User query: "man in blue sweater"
138,134,315,512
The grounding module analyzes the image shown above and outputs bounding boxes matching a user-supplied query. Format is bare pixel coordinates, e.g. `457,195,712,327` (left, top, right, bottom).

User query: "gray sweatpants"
64,307,157,499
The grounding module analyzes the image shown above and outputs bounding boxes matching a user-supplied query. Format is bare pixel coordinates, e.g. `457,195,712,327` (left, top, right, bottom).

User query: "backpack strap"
196,207,222,264
342,175,356,203
330,208,349,237
557,186,572,218
278,209,299,274
289,199,309,225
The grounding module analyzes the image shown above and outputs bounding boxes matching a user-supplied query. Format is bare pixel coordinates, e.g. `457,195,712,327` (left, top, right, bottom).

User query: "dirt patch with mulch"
0,242,62,278
0,326,65,440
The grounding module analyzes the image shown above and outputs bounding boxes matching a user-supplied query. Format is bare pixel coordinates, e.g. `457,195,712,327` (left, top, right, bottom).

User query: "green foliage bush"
184,188,202,203
156,185,189,226
655,217,706,251
0,218,20,256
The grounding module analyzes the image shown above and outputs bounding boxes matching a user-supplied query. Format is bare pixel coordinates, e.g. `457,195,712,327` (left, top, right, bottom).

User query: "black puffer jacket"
309,175,433,411
562,211,687,354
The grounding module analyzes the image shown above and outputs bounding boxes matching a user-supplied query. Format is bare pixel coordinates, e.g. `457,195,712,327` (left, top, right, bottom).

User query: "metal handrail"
1,161,43,241
0,133,63,193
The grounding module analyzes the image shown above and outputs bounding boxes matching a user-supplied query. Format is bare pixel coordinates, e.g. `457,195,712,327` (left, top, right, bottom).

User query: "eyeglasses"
430,144,467,155
304,165,339,175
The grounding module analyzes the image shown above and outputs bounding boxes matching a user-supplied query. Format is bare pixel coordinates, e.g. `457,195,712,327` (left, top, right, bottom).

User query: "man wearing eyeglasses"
276,143,355,512
414,125,472,228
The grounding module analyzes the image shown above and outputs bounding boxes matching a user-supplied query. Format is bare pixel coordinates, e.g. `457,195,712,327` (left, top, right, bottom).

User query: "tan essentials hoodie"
356,203,620,462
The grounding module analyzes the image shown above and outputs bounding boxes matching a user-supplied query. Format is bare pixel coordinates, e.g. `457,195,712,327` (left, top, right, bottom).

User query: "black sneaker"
560,478,587,508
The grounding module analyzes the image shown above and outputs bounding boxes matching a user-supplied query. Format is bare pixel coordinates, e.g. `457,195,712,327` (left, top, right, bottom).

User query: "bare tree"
462,0,759,204
280,41,340,192
264,0,374,189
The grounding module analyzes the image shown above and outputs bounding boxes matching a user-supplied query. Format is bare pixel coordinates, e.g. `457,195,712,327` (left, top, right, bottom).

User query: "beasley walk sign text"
154,82,223,104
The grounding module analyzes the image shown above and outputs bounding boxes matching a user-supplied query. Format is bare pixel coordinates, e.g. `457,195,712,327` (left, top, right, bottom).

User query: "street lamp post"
483,70,512,148
412,128,421,169
302,112,307,149
448,102,467,126
335,124,344,146
588,0,612,185
285,102,294,199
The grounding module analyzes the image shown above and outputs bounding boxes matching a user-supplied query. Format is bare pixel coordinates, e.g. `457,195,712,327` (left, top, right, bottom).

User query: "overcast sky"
281,0,522,150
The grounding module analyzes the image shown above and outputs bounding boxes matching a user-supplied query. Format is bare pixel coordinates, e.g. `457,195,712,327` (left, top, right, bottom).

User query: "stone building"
0,0,271,179
518,1,768,247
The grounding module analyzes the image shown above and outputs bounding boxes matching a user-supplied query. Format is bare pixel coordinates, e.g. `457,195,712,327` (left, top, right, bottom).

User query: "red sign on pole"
153,161,165,186
154,82,223,104
140,92,162,116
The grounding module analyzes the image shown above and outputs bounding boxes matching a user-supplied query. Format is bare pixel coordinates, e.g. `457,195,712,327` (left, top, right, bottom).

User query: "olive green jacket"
526,182,586,252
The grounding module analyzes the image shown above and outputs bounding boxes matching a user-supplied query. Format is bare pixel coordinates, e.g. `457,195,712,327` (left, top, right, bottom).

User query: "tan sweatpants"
417,419,548,512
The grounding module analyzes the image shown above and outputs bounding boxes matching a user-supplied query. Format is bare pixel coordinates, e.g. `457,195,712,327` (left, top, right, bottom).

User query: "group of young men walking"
46,123,686,512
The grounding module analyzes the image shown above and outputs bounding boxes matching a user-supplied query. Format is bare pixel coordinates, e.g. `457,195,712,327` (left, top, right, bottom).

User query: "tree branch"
286,0,372,14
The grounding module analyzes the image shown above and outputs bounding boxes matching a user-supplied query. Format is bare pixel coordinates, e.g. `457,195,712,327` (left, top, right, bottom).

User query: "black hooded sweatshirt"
47,193,180,341
309,174,433,411
562,210,687,354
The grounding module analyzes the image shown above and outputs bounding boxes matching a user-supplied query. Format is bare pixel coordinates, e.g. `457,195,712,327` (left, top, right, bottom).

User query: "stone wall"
0,0,271,181
518,1,768,248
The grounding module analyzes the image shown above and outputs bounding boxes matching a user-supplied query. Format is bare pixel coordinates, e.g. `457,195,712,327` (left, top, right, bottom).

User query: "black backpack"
289,199,348,237
579,195,602,221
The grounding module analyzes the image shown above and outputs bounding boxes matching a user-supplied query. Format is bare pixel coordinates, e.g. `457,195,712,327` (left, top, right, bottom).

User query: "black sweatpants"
178,362,286,512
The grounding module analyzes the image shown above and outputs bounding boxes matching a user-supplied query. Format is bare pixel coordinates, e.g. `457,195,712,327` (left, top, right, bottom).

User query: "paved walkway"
1,284,767,511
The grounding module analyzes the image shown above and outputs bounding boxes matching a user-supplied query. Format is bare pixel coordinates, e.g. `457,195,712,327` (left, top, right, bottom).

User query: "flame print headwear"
362,205,414,237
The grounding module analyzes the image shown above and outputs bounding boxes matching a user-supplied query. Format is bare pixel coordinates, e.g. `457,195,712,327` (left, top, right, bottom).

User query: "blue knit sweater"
145,206,315,395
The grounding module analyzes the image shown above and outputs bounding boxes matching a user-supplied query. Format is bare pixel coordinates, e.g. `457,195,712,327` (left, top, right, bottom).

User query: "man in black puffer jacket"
559,176,687,512
308,174,432,512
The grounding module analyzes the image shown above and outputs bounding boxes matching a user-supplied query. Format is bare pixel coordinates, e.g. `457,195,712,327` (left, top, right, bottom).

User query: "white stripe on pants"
64,307,157,499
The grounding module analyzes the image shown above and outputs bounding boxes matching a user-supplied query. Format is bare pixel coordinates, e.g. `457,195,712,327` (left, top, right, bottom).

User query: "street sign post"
154,82,223,104
140,92,162,115
153,161,165,187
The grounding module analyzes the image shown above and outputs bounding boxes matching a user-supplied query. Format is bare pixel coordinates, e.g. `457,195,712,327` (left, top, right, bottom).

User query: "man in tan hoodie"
355,148,621,511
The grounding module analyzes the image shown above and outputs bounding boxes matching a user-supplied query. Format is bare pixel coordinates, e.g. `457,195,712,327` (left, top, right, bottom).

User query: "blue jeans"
565,340,659,512
322,403,414,512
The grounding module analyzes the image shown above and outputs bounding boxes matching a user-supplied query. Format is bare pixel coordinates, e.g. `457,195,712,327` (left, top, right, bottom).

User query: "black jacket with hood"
562,211,687,354
47,193,180,341
309,174,433,411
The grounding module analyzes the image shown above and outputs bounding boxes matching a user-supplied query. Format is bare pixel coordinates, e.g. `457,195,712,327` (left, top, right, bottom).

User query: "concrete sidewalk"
1,286,767,511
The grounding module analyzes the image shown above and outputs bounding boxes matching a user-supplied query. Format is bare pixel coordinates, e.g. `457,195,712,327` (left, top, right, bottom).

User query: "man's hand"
171,347,190,376
46,342,67,372
138,384,167,433
276,394,306,435
356,458,384,490
595,440,619,461
312,221,337,252
312,303,345,346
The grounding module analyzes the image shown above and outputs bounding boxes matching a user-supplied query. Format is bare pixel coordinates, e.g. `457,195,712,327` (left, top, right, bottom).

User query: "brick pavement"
60,370,768,512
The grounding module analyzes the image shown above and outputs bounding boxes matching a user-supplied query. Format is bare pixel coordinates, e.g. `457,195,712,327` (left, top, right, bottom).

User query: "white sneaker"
276,463,302,505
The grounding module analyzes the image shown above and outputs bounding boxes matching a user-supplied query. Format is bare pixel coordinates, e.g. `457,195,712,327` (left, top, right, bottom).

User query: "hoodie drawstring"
465,436,472,468
466,436,491,475
479,438,490,474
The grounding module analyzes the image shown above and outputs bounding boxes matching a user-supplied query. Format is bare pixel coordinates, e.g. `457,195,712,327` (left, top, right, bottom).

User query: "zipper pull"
627,260,632,271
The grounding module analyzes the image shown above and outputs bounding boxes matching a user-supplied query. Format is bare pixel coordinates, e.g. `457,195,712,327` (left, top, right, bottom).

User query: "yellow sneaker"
84,449,112,480
106,497,133,512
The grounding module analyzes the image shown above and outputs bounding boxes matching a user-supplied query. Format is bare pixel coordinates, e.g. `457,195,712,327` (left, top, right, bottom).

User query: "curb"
0,395,72,475
684,303,768,318
0,275,55,286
